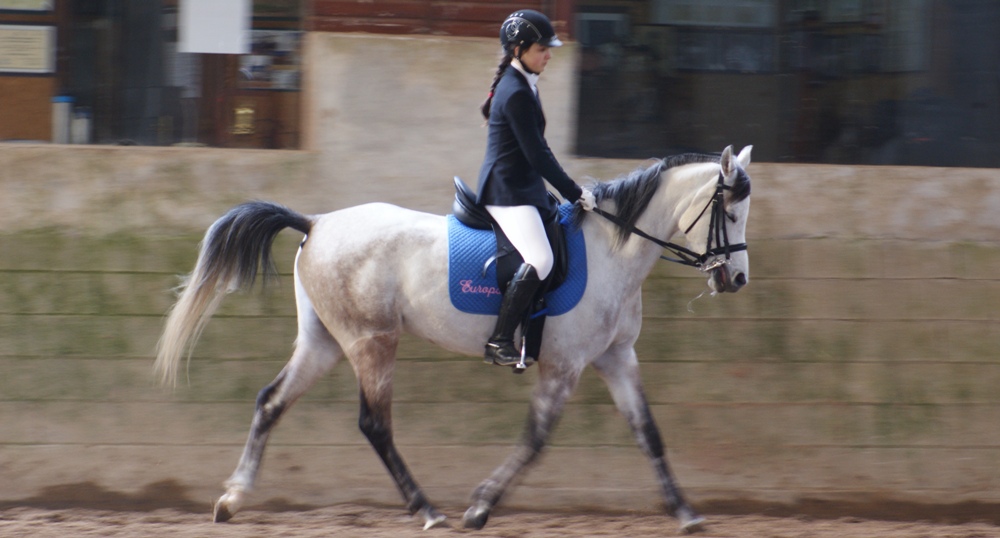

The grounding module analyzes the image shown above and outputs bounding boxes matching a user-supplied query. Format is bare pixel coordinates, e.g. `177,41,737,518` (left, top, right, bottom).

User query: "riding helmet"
500,9,563,51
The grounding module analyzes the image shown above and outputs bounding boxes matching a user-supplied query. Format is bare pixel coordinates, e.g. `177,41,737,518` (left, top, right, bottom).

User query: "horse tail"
155,201,313,387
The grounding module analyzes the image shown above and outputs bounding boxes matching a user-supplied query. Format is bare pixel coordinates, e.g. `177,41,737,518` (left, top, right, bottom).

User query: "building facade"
1,1,997,167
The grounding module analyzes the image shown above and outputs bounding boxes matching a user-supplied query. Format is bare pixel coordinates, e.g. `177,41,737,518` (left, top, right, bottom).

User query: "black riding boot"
484,263,542,367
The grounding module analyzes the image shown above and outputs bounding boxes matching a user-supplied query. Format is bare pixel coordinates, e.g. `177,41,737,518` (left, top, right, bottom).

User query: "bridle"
591,170,748,272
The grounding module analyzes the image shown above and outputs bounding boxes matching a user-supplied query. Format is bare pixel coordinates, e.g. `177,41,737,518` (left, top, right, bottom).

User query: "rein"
591,171,747,272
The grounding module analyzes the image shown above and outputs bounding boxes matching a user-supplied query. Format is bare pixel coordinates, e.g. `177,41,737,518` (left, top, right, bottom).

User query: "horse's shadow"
0,480,314,514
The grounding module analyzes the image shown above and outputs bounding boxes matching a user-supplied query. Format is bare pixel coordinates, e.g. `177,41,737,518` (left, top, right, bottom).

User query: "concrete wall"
1,33,999,519
301,33,582,216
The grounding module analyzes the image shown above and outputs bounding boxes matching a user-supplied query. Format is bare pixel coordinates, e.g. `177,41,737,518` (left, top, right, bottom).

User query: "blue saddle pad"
448,204,586,316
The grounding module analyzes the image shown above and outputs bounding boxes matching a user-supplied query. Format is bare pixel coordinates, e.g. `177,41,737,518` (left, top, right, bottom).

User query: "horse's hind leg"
592,345,704,533
350,333,446,530
463,361,582,530
214,280,342,522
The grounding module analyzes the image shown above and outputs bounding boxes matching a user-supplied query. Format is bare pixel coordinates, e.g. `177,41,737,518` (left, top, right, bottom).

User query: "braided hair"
481,52,514,120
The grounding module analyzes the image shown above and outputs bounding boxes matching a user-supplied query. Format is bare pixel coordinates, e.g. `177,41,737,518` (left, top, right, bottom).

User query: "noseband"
591,171,748,271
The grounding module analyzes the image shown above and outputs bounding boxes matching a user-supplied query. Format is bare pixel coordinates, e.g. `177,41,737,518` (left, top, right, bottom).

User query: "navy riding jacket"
476,65,582,219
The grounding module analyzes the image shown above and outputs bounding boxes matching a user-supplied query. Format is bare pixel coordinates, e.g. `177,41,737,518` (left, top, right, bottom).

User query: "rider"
477,9,596,367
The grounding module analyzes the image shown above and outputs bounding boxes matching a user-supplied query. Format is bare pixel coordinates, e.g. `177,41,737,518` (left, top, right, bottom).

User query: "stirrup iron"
513,336,529,374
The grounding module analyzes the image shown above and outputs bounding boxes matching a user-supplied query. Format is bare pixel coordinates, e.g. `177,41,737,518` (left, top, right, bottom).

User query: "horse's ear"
720,145,734,176
737,145,753,169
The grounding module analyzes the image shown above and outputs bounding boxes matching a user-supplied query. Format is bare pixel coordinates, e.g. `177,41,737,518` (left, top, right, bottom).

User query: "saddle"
452,176,569,293
452,177,572,362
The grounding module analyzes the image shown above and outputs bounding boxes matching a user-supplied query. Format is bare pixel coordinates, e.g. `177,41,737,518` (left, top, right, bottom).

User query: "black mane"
572,152,734,245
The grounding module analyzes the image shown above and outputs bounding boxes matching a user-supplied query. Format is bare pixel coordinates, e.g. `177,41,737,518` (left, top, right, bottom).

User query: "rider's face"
517,43,551,74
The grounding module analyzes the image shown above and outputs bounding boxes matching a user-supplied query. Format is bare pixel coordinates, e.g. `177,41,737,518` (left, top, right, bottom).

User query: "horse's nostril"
734,273,747,287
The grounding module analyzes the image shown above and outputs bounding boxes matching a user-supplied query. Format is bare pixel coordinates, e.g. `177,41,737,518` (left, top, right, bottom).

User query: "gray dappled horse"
155,145,753,533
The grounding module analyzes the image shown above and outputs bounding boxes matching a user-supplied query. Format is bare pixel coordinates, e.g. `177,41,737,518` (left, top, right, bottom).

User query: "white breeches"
485,205,554,280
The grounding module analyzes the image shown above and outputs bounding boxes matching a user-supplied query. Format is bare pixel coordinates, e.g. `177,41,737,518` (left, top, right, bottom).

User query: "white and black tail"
155,201,313,386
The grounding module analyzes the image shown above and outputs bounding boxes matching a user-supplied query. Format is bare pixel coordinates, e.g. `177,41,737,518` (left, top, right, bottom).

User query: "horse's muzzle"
710,265,747,293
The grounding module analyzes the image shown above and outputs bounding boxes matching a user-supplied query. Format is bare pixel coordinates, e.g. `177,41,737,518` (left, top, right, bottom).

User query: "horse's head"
678,145,752,293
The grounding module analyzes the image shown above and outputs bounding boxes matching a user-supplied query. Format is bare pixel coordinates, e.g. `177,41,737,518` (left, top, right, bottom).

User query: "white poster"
0,0,53,10
179,0,251,54
0,25,54,73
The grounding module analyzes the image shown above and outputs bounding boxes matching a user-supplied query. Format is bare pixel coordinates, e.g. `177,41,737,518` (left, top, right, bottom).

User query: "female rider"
476,9,595,367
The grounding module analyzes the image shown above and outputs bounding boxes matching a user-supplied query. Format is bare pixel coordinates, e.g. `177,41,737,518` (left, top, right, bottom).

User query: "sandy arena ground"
2,504,999,538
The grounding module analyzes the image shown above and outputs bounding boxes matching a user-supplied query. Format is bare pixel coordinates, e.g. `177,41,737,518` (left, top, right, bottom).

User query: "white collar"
511,58,539,94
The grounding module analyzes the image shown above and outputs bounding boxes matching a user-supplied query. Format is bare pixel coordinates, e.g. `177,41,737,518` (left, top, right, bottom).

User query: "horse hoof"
462,502,491,530
213,503,234,523
419,506,447,530
678,510,706,534
213,490,245,523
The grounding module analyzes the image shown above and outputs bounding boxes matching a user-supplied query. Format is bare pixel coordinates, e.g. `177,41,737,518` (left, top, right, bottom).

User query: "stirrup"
484,337,535,371
513,335,532,373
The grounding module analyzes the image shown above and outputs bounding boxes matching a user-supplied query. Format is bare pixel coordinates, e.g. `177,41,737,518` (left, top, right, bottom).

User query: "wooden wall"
0,6,60,142
0,30,998,521
308,1,575,37
0,77,55,141
1,143,999,519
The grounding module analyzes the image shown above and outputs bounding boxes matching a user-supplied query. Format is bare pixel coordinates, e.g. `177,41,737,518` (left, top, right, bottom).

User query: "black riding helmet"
500,9,563,52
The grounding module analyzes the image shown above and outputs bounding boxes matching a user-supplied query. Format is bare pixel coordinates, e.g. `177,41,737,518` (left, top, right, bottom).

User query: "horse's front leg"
463,360,582,529
592,345,705,533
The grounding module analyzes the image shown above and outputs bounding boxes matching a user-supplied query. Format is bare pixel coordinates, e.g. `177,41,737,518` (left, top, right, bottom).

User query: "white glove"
579,187,596,211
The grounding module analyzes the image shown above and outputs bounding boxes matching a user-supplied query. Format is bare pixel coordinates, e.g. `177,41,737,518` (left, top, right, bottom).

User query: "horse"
155,144,753,533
